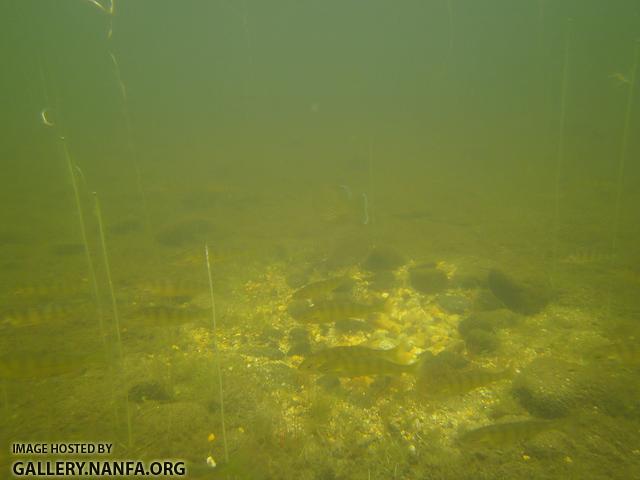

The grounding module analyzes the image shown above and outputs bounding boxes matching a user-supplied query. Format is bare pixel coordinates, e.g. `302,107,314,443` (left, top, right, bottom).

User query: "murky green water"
1,1,639,478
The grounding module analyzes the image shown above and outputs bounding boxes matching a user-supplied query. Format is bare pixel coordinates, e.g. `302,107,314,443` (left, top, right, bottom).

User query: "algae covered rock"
458,309,519,354
128,381,173,403
436,294,472,314
463,328,500,354
472,288,505,311
487,269,551,315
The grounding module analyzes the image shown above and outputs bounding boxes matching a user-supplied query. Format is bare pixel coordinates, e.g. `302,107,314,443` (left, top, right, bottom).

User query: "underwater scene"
1,0,640,479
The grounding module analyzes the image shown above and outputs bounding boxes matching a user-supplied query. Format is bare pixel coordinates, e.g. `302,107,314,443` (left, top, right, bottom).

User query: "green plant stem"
93,192,131,448
551,18,572,279
611,39,640,254
205,243,229,463
61,138,105,342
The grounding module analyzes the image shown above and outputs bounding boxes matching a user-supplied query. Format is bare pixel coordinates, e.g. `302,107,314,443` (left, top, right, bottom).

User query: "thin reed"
93,191,132,448
551,18,572,279
611,39,640,253
205,243,229,463
93,192,123,357
606,39,640,314
60,137,105,342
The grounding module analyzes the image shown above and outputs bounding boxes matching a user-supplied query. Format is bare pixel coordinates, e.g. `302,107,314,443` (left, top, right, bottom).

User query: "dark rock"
409,265,448,294
437,294,472,314
512,358,584,418
451,273,484,289
463,329,500,354
459,316,494,337
472,289,505,311
449,264,487,289
362,246,407,272
485,308,522,328
128,381,172,403
487,396,528,420
487,269,551,315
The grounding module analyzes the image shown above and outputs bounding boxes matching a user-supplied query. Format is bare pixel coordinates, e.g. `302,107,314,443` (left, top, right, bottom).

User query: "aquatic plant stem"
535,1,547,103
61,138,106,342
239,0,253,120
93,192,123,357
85,0,150,231
368,138,375,226
108,52,150,232
611,40,640,254
93,191,132,448
606,39,640,315
205,243,229,463
362,193,370,225
551,18,572,279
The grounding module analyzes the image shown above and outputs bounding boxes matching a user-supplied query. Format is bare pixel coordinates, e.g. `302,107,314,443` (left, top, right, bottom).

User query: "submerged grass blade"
61,137,106,343
93,192,132,448
205,243,229,463
551,18,572,281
